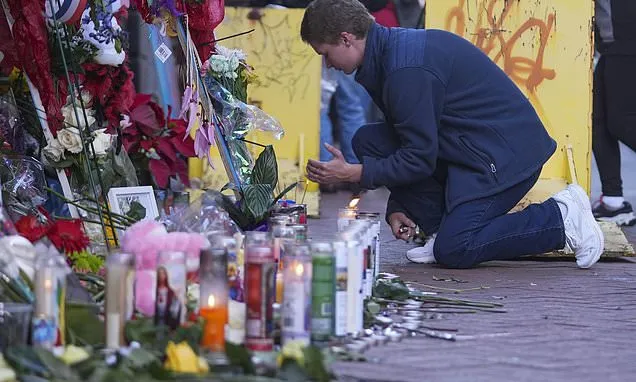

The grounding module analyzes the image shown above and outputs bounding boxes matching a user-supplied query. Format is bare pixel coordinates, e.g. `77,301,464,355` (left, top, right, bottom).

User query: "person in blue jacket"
301,0,605,269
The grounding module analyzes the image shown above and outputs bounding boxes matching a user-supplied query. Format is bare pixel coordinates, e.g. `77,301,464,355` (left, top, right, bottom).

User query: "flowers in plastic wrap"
80,1,126,66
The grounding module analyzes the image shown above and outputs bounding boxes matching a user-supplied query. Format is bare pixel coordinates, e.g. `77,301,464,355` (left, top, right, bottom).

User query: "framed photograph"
107,186,160,222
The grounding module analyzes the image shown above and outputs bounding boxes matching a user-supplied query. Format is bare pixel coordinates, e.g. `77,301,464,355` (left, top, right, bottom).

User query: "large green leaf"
303,347,333,382
243,184,273,221
251,145,278,190
373,278,411,300
271,182,298,206
208,190,252,230
65,302,105,346
225,342,255,375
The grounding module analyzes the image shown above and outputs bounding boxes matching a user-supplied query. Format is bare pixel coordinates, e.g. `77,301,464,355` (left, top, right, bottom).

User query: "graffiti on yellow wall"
427,0,594,194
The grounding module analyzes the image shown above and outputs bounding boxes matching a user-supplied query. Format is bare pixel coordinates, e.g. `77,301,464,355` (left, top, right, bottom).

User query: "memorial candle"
199,245,228,353
200,294,228,352
105,252,135,349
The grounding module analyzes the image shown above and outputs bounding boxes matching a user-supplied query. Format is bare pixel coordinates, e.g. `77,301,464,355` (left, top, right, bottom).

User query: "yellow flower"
277,340,306,367
0,354,17,382
164,341,209,374
59,345,90,365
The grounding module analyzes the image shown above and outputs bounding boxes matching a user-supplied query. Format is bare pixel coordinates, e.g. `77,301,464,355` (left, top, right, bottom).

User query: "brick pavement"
309,189,636,382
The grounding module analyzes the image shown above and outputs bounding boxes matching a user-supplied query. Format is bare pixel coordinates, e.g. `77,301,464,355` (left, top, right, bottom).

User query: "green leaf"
373,278,411,300
271,182,298,206
251,145,278,190
125,348,159,370
221,182,240,193
278,358,309,381
225,342,255,375
34,347,81,380
48,157,76,169
366,300,381,315
302,347,332,382
243,184,274,221
3,346,50,378
126,201,147,221
65,302,105,346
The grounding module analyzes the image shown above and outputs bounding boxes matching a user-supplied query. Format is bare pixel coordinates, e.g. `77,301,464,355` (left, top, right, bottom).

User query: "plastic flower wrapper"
0,155,47,219
167,190,241,237
0,235,36,302
0,95,27,154
202,74,284,185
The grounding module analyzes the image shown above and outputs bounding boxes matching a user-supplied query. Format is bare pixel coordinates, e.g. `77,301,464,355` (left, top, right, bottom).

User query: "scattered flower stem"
408,281,490,294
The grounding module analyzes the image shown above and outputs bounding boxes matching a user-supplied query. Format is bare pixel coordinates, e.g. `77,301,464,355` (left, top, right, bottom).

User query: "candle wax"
200,306,228,352
275,272,284,304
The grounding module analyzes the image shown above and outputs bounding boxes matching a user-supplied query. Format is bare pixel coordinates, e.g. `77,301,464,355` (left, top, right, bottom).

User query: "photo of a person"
154,266,183,330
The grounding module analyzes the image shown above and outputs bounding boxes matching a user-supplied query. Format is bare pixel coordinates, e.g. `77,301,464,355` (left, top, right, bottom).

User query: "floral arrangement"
41,91,138,196
12,207,99,273
121,94,196,190
202,45,258,103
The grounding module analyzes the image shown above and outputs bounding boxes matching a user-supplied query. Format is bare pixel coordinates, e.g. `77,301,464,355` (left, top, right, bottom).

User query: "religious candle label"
155,252,186,330
33,268,63,348
311,255,335,342
282,275,312,346
333,242,348,337
245,257,277,351
365,242,373,298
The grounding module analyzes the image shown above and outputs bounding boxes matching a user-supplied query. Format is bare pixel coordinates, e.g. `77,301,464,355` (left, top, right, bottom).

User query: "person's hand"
306,143,361,184
388,212,416,241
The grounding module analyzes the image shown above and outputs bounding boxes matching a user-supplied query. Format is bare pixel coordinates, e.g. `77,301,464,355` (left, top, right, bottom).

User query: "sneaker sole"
406,255,436,264
569,185,605,268
406,248,436,264
597,212,636,227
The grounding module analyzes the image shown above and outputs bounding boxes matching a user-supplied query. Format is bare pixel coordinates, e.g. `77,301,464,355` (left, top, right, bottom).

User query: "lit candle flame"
295,263,304,276
348,197,360,209
207,294,216,307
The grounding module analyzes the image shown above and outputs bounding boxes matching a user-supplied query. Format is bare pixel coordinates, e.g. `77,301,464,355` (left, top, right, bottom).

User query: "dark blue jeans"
352,122,566,268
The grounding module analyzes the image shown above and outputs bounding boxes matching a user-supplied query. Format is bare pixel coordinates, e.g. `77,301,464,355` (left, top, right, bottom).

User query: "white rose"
43,139,65,162
62,104,96,129
57,128,84,154
92,129,112,156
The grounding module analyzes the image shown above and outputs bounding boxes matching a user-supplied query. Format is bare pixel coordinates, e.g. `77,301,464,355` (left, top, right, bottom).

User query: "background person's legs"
592,55,636,226
332,71,367,165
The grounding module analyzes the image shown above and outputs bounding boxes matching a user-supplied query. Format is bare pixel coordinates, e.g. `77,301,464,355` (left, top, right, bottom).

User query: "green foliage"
216,145,296,230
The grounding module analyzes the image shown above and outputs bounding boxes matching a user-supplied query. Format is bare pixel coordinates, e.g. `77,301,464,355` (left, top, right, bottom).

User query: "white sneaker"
552,184,604,268
406,233,437,264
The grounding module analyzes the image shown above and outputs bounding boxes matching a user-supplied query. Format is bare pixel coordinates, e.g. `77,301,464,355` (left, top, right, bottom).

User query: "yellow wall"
201,7,322,214
426,0,594,194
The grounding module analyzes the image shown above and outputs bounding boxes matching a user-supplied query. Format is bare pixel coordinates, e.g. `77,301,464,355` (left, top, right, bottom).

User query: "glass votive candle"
155,251,187,330
281,247,312,346
244,239,276,352
105,252,135,349
199,244,229,353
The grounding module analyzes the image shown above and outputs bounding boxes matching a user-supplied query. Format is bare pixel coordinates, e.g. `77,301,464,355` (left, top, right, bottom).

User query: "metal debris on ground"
334,273,507,360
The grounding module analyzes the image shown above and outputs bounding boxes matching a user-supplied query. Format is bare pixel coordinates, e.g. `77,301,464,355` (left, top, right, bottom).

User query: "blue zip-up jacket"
355,23,556,213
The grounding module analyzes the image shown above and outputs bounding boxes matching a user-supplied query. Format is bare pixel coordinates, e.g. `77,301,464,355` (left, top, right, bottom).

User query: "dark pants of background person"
593,55,636,197
352,122,566,268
